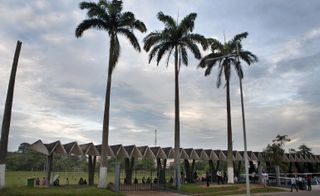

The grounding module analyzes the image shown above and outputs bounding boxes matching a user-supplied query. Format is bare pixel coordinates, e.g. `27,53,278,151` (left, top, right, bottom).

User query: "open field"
179,183,286,195
2,171,287,195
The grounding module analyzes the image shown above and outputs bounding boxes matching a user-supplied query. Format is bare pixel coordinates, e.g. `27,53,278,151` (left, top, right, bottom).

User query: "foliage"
199,32,258,86
6,149,88,172
297,144,313,156
144,11,207,67
75,0,146,72
263,134,291,166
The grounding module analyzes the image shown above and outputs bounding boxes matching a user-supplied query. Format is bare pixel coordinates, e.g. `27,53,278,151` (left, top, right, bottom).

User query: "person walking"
290,176,298,192
261,171,268,188
217,170,223,184
206,171,210,187
307,175,312,191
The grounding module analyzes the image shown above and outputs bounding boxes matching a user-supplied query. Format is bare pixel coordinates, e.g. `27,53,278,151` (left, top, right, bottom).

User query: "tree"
143,12,207,189
0,41,22,188
263,134,290,186
199,32,257,183
75,0,146,188
297,144,313,156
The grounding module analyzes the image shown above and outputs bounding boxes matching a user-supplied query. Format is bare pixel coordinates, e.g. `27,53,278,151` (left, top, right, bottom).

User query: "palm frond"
157,11,176,29
110,35,120,71
147,43,163,64
143,32,162,51
178,13,196,33
134,20,147,32
156,43,173,65
209,38,224,52
180,47,188,66
232,32,248,43
183,39,202,59
216,62,224,87
75,19,107,37
187,33,208,50
118,28,141,51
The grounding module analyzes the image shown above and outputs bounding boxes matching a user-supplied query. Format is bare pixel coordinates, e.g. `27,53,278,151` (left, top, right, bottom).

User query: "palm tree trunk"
226,79,234,183
98,34,115,188
174,46,181,189
0,41,22,188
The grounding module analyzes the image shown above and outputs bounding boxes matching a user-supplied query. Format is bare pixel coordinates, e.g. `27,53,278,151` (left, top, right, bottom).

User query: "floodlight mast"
236,43,251,196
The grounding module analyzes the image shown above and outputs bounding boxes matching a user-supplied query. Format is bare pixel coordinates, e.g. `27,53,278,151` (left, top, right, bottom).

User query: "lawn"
2,171,287,195
5,171,114,187
179,183,286,195
0,187,123,196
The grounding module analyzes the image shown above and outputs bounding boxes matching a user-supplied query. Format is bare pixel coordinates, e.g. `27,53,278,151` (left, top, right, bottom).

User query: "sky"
1,0,320,154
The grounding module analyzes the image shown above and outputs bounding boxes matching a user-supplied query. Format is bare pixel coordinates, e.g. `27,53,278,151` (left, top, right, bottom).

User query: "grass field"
2,171,287,195
180,183,286,195
5,171,113,187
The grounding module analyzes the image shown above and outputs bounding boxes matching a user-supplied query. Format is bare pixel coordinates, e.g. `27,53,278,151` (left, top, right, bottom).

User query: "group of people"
35,177,48,186
290,175,313,192
78,177,87,185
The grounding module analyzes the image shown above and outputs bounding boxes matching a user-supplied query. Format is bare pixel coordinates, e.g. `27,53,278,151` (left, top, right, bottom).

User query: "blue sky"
1,0,320,154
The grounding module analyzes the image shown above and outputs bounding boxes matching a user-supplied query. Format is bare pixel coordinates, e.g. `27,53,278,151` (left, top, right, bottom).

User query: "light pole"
236,43,250,196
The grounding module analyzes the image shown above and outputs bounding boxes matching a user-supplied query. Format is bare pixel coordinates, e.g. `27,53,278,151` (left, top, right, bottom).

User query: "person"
78,177,84,185
194,171,198,182
307,175,312,191
234,176,238,183
153,177,158,183
169,176,173,184
83,179,87,185
35,177,40,186
217,170,223,184
290,176,298,192
134,177,138,184
41,177,47,186
223,170,227,183
206,171,210,187
262,171,268,188
53,178,60,186
252,172,256,183
66,177,69,185
142,176,146,184
146,177,151,183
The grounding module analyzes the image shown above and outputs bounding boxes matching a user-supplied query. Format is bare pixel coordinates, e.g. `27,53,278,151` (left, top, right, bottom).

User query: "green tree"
263,134,290,186
297,144,313,156
143,12,207,189
75,0,146,188
199,32,257,183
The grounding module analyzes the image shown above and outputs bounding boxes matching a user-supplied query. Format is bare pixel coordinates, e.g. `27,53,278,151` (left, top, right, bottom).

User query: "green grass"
5,171,115,187
179,183,286,195
0,187,123,196
180,184,239,194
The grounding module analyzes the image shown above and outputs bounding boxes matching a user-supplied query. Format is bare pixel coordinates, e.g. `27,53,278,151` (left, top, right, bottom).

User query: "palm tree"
0,41,22,188
199,32,257,183
75,0,146,188
143,12,207,189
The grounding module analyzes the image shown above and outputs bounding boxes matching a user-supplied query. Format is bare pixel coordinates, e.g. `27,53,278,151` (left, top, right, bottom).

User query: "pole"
236,43,250,195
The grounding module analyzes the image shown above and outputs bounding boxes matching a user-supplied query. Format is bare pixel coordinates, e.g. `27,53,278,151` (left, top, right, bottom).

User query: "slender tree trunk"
275,165,280,186
174,46,181,189
0,41,22,188
226,79,234,183
46,154,53,185
88,155,93,185
184,160,190,182
98,35,115,188
190,160,195,182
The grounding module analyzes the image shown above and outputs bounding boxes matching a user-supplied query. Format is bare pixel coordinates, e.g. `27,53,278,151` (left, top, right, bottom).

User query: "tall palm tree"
75,0,146,188
0,41,22,188
199,32,257,183
143,12,207,189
